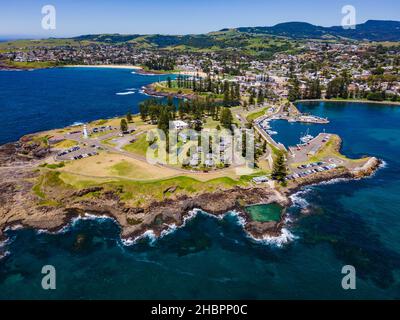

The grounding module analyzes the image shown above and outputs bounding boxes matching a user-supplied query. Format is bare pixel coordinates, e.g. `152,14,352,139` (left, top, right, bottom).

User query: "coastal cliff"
0,136,289,242
0,134,381,244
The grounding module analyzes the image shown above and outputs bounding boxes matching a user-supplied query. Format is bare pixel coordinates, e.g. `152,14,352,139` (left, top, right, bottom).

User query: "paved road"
58,129,249,175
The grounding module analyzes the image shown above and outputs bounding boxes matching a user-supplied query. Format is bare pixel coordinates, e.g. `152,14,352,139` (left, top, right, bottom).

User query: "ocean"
0,69,400,299
0,67,171,145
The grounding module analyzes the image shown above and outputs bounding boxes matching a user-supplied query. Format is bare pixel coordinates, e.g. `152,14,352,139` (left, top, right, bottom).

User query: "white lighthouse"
83,124,88,139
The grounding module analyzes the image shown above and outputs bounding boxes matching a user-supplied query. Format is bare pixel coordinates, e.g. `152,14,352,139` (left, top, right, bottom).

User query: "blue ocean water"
1,70,400,299
0,67,171,145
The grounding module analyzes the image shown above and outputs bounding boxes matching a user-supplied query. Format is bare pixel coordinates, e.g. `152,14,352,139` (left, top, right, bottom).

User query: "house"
171,120,189,131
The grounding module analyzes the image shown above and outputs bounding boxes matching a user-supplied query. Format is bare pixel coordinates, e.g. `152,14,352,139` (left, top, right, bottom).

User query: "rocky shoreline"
284,157,382,195
142,84,197,100
0,135,381,245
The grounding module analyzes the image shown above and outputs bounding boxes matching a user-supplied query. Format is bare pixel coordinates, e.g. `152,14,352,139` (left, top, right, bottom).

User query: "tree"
249,90,255,106
220,108,233,129
167,76,172,88
304,79,322,99
223,81,230,107
157,108,170,134
178,100,185,119
257,90,265,105
271,151,287,183
262,141,267,153
139,102,149,121
288,77,301,102
120,119,128,132
126,111,133,123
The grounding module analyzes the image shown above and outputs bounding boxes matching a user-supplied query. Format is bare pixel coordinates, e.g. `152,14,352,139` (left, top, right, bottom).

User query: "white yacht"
300,129,314,143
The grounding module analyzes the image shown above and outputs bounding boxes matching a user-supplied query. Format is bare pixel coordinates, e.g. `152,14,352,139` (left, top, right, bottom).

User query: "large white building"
171,120,189,131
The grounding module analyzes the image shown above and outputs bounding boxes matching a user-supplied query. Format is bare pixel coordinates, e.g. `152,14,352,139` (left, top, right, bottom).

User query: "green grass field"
2,60,60,69
123,134,149,157
246,108,268,122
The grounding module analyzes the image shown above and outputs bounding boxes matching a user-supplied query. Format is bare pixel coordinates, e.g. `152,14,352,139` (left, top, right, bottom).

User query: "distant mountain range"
1,20,399,57
231,20,400,41
69,20,400,49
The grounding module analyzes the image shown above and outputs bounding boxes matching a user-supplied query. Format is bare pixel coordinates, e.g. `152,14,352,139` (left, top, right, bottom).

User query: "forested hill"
1,20,399,57
233,20,400,41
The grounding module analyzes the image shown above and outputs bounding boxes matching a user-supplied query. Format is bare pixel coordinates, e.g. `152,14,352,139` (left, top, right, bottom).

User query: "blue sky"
0,0,399,38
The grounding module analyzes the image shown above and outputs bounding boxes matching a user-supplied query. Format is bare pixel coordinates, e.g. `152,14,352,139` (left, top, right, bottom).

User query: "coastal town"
0,28,390,245
2,38,400,102
2,0,400,302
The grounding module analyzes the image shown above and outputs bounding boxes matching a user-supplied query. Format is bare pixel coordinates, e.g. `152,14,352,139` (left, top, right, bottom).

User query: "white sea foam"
121,208,297,248
130,230,157,245
379,160,388,169
0,237,12,260
254,228,298,248
70,121,84,127
138,89,162,98
160,224,178,238
228,211,246,227
4,224,23,232
116,91,136,96
120,237,135,246
70,213,116,227
0,251,10,260
0,239,7,249
36,213,116,235
289,189,311,209
121,209,232,246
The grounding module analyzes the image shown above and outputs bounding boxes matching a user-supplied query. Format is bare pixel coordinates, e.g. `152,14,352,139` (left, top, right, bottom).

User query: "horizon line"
0,18,398,41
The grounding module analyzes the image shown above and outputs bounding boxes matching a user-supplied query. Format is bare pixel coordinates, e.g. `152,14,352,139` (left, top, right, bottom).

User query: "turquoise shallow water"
1,71,400,299
246,204,282,222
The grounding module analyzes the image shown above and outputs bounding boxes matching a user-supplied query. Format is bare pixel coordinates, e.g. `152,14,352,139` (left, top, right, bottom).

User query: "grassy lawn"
2,60,59,69
58,171,254,206
53,139,78,149
60,152,178,180
246,108,268,122
101,137,117,147
123,134,149,157
203,117,222,129
154,82,194,95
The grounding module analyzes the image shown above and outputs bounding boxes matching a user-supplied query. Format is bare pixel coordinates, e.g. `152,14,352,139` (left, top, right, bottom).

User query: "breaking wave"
116,91,135,95
37,213,117,236
70,121,84,127
254,228,298,248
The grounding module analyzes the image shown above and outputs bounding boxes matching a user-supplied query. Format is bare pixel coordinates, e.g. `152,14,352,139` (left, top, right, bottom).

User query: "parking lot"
55,145,100,161
288,133,331,164
286,161,338,180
